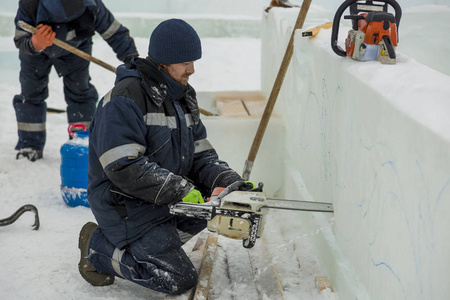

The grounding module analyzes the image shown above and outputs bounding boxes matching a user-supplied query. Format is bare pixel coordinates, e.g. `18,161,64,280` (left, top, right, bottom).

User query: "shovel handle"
17,21,116,73
17,21,219,117
243,0,312,180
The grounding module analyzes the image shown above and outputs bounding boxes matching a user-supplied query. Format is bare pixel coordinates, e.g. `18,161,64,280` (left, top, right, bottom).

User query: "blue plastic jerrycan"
60,124,90,207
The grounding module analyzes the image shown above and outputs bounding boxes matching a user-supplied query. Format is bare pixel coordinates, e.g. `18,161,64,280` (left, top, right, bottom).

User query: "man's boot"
16,148,43,162
78,222,115,286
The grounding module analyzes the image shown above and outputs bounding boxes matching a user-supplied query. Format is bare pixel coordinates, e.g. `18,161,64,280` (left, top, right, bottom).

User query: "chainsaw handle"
331,0,354,57
331,0,402,57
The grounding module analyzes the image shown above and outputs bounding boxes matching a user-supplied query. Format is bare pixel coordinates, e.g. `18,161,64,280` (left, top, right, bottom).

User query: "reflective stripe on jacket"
88,57,241,248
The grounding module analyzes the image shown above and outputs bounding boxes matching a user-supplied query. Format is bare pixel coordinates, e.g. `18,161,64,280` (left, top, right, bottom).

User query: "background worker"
13,0,139,161
78,19,251,294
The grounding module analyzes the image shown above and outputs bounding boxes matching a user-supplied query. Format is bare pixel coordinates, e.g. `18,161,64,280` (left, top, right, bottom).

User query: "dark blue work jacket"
14,0,137,61
88,58,241,249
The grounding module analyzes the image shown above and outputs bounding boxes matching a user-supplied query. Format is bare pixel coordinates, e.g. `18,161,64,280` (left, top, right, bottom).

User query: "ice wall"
261,5,450,300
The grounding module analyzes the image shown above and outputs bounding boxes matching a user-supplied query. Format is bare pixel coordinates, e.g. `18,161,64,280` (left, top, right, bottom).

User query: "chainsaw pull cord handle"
331,0,402,57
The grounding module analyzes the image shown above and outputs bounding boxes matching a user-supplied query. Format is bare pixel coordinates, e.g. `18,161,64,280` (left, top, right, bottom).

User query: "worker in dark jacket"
78,19,248,295
13,0,139,161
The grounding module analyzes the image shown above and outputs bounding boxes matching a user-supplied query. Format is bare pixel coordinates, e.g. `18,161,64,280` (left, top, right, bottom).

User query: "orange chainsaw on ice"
331,0,402,64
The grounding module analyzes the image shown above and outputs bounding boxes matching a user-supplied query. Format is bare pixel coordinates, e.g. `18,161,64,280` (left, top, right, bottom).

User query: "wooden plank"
192,234,218,300
315,276,333,292
216,98,248,116
242,98,266,116
214,91,267,117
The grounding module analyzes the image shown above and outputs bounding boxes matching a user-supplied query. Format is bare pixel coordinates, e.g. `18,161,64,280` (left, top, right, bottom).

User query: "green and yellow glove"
182,189,204,203
244,181,257,190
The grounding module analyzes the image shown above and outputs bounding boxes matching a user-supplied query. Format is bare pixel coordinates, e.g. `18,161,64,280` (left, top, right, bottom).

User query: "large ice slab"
262,4,450,300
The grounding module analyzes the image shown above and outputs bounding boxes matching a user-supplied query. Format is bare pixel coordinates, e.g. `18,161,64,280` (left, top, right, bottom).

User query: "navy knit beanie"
148,19,202,64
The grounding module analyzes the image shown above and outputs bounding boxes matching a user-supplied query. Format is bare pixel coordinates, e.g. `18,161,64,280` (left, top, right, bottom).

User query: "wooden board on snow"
192,234,218,299
242,97,266,116
163,228,299,299
214,91,267,117
216,98,248,116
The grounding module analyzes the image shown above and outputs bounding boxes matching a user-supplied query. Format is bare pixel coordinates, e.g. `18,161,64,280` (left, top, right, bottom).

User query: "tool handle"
17,21,217,117
17,21,117,73
199,107,215,116
243,0,312,179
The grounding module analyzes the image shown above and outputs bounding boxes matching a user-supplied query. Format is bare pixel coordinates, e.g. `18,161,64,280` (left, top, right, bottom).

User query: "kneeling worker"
78,19,249,295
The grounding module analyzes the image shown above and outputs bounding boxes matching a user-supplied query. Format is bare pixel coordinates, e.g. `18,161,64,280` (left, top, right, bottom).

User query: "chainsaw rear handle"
211,181,263,206
331,0,402,57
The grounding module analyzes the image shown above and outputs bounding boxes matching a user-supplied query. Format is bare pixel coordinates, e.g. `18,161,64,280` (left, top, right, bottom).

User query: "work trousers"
13,39,98,150
88,216,207,295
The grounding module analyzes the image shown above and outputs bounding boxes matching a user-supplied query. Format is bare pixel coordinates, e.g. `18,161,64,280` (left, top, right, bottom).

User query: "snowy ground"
0,36,334,299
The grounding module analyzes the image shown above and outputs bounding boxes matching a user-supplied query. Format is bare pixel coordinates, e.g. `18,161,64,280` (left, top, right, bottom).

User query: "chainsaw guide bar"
170,188,333,248
266,198,334,212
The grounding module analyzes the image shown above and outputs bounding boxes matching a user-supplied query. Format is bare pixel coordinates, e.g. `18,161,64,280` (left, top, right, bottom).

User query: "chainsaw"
169,182,333,248
331,0,402,64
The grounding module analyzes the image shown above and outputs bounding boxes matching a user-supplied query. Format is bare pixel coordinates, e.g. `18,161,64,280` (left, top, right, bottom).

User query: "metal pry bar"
0,204,40,230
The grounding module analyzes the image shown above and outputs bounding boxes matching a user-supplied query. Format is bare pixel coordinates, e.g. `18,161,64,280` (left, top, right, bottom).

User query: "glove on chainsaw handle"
211,181,264,206
31,24,55,51
244,181,264,192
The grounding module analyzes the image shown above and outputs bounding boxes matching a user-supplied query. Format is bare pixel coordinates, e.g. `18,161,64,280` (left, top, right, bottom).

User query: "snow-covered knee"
165,268,199,295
